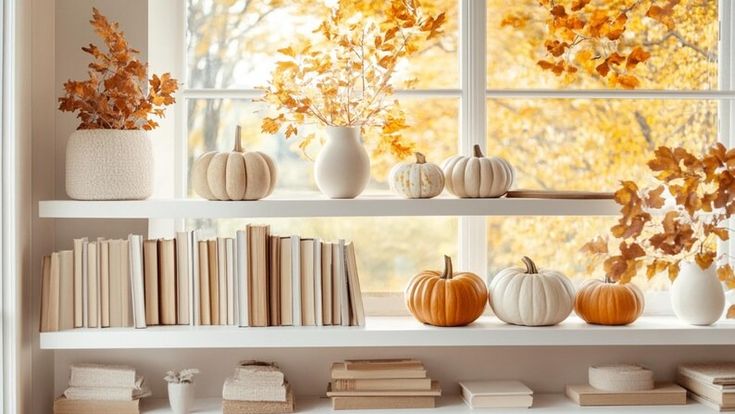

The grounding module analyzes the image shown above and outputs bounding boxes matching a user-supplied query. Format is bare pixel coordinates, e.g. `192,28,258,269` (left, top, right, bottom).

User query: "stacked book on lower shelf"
222,361,294,414
459,380,533,408
678,362,735,412
327,359,441,410
53,364,150,414
39,225,365,333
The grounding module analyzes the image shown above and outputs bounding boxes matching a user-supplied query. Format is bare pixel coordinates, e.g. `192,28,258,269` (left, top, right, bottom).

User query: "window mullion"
720,0,734,278
459,0,487,277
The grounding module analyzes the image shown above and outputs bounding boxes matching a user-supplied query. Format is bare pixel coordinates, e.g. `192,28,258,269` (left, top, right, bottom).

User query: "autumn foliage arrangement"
583,144,735,289
260,0,446,158
502,0,681,89
58,8,178,130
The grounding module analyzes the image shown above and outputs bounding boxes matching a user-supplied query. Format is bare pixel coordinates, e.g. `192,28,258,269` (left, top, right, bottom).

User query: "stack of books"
326,359,441,410
53,364,150,414
678,362,735,411
39,225,365,331
459,380,533,408
222,361,294,414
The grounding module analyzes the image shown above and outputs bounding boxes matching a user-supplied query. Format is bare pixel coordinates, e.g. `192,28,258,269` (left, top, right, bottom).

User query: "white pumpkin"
442,145,514,198
488,256,575,326
389,152,445,199
191,126,277,200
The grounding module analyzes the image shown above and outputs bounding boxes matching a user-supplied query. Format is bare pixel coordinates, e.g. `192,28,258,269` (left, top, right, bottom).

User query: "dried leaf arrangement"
583,144,735,289
502,0,681,89
260,0,446,158
58,8,179,130
164,369,200,384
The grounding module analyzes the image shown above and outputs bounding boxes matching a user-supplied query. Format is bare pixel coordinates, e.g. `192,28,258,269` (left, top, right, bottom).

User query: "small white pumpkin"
389,152,445,199
191,126,277,200
489,256,575,326
442,145,514,198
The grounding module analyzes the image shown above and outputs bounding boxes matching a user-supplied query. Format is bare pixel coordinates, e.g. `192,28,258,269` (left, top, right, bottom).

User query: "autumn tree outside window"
179,0,729,313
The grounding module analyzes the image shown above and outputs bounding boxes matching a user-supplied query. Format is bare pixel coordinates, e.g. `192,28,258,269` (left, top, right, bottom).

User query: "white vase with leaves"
259,1,447,199
165,369,199,414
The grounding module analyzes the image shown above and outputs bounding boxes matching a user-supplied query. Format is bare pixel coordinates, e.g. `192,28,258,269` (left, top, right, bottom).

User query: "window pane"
189,217,458,293
187,98,459,194
187,0,459,89
487,217,668,291
486,99,718,191
487,0,718,90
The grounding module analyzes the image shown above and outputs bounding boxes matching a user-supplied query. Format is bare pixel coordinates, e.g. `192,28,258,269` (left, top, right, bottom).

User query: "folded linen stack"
222,361,294,414
53,364,150,414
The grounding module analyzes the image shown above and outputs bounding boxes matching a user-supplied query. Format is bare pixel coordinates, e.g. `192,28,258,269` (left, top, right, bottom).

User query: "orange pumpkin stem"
415,152,426,164
441,255,453,279
472,144,484,158
233,125,244,153
521,256,538,274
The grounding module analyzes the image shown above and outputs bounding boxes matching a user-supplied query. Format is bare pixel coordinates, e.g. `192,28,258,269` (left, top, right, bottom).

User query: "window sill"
39,316,735,350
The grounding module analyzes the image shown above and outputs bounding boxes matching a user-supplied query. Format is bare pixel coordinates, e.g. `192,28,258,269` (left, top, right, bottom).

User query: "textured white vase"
65,129,153,200
314,126,370,199
168,383,195,414
671,261,725,326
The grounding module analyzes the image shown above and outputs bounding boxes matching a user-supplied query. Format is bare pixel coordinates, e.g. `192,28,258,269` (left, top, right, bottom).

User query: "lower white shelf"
40,316,735,349
141,394,712,413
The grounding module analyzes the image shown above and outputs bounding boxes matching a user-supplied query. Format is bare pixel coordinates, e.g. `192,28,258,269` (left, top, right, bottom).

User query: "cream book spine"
40,255,51,332
279,237,292,326
72,238,87,328
158,239,177,325
82,239,89,327
120,239,132,327
290,235,301,326
99,241,110,328
300,239,315,326
58,250,75,330
128,234,146,329
314,240,322,326
208,240,220,325
108,240,122,328
87,242,99,328
236,230,249,327
321,243,333,325
345,242,365,326
337,240,349,326
176,231,191,325
331,243,341,326
191,230,200,326
49,253,61,332
198,240,211,325
217,237,228,325
226,238,235,326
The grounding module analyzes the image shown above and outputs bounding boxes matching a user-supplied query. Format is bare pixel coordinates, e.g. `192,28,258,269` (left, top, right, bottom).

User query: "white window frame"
173,0,735,315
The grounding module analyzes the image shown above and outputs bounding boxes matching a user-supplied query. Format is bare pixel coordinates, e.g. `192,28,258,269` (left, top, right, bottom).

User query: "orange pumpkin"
574,279,645,325
405,255,487,327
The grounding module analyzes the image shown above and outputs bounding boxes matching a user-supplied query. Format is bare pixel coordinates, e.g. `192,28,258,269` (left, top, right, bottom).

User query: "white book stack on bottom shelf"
459,380,534,409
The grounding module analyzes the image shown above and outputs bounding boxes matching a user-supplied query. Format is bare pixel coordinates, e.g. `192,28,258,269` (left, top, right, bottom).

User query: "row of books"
678,362,735,411
40,225,365,331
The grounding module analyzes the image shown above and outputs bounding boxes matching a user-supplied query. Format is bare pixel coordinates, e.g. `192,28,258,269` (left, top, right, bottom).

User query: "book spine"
128,235,146,329
314,240,322,326
191,230,199,326
226,238,235,326
291,235,301,327
338,240,349,326
236,230,249,327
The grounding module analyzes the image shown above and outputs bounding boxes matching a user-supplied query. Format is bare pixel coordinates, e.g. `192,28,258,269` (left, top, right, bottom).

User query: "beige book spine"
40,255,52,332
158,239,177,325
269,236,281,326
99,242,110,328
331,395,435,410
87,242,99,328
142,240,159,326
279,238,292,326
58,250,75,330
208,240,220,325
198,241,211,325
49,252,61,331
120,240,132,327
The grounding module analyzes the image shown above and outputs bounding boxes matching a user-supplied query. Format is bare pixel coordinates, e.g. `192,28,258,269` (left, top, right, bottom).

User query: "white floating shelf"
38,194,618,219
142,394,710,413
40,316,735,349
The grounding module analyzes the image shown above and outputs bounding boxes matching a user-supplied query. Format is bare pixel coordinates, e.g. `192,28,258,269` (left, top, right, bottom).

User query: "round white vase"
671,261,725,326
65,129,153,200
314,126,370,199
168,382,195,414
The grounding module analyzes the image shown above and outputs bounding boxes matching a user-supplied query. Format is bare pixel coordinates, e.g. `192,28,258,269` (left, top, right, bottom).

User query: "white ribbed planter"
314,126,371,199
65,129,153,200
168,383,195,414
671,261,725,326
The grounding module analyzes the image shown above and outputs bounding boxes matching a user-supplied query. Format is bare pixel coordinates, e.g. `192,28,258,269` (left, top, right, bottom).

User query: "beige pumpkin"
442,145,514,198
389,152,445,199
191,126,277,200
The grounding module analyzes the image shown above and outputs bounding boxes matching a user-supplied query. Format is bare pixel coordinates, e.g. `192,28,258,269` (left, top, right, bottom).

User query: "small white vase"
65,129,153,200
671,261,725,326
314,126,371,199
168,382,195,414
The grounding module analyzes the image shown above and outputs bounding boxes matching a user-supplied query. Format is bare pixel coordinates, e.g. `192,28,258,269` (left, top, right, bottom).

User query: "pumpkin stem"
441,255,453,279
233,125,244,152
521,256,538,274
472,144,484,158
415,152,426,164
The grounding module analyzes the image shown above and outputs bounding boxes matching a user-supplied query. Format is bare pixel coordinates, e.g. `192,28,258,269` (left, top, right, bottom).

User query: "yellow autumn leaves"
259,0,445,159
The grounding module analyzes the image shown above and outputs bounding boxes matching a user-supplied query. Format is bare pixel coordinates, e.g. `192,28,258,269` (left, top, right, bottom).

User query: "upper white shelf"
39,193,618,219
40,316,735,350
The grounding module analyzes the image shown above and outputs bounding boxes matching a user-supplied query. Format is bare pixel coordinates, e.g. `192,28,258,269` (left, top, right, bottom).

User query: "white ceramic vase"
671,261,725,326
314,126,370,199
65,129,153,200
168,382,195,414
